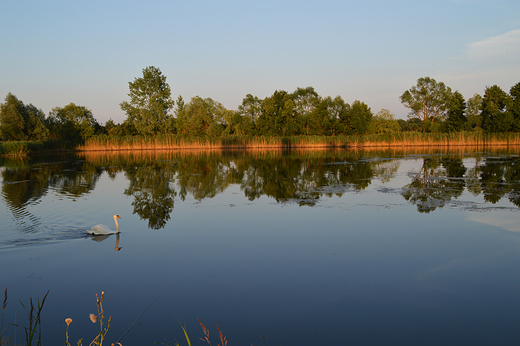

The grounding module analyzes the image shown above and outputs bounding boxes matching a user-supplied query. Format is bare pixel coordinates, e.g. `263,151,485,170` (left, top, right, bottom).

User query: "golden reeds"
76,132,520,153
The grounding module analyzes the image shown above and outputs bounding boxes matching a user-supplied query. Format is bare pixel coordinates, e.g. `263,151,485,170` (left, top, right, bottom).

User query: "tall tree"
510,82,520,131
105,119,124,136
481,85,513,132
291,87,319,135
308,97,334,136
174,95,187,135
0,93,48,141
25,104,48,140
0,93,28,140
120,66,174,136
349,100,373,135
237,94,263,134
48,103,99,141
400,77,452,131
466,93,483,130
444,91,467,132
181,96,226,136
327,96,350,135
371,109,401,134
258,90,299,136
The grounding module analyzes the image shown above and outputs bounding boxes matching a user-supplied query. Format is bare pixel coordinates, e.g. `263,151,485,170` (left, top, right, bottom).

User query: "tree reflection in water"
2,149,520,230
124,164,176,230
0,155,102,233
401,156,467,213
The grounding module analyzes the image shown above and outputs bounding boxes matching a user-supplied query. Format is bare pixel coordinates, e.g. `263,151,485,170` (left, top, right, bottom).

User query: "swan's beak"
116,215,121,219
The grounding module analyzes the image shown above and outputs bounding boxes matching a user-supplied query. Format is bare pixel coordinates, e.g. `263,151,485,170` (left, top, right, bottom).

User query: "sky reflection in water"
1,148,520,346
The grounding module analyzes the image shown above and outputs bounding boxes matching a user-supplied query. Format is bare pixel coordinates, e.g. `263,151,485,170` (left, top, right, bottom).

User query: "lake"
1,147,520,346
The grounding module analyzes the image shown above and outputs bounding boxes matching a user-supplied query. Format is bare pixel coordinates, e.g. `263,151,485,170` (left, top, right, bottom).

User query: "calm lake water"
2,148,520,346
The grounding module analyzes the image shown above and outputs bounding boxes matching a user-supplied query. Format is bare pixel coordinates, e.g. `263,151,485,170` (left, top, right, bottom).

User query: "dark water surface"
2,148,520,346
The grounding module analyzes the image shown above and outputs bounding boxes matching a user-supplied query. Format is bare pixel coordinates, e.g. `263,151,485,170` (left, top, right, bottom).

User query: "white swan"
88,215,121,235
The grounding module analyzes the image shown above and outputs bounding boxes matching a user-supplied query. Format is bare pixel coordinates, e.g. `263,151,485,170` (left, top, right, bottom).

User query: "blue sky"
1,0,519,124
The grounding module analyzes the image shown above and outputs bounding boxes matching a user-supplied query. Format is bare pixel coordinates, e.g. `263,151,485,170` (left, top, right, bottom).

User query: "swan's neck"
114,217,120,231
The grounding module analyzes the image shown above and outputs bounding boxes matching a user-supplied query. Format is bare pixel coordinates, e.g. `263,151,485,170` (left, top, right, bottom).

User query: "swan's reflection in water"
89,233,122,251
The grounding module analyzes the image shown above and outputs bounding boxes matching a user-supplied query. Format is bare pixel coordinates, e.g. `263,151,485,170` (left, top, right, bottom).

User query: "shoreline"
3,132,520,157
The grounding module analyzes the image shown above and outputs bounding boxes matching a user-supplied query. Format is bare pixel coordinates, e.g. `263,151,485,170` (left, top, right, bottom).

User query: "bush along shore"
3,132,520,157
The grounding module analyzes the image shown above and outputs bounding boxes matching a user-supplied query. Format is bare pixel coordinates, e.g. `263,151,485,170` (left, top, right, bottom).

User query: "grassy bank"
3,132,520,157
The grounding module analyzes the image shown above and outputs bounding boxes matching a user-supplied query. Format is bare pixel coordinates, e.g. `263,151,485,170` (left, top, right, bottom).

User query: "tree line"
1,66,519,142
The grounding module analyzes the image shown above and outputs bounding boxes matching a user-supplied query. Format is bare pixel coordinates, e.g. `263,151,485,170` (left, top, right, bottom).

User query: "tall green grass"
2,289,50,346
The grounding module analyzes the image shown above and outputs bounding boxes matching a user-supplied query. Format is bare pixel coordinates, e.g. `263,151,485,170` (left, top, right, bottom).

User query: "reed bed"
0,141,31,157
345,131,520,148
77,132,520,152
3,132,520,158
77,134,374,151
0,139,73,157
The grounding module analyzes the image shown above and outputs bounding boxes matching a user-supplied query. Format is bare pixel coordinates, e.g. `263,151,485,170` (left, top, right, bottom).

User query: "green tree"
444,91,467,132
371,109,401,134
0,93,49,141
221,110,250,136
466,93,483,130
326,96,350,135
181,96,226,136
481,85,513,132
349,100,372,135
25,104,49,140
0,93,28,140
397,118,422,132
322,96,352,135
120,66,174,136
257,90,299,136
291,87,319,135
237,94,263,135
119,118,138,136
105,119,124,136
279,97,299,136
258,90,298,136
308,97,332,136
400,77,452,131
173,95,187,135
306,96,347,136
510,82,520,131
48,103,99,141
221,109,241,135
